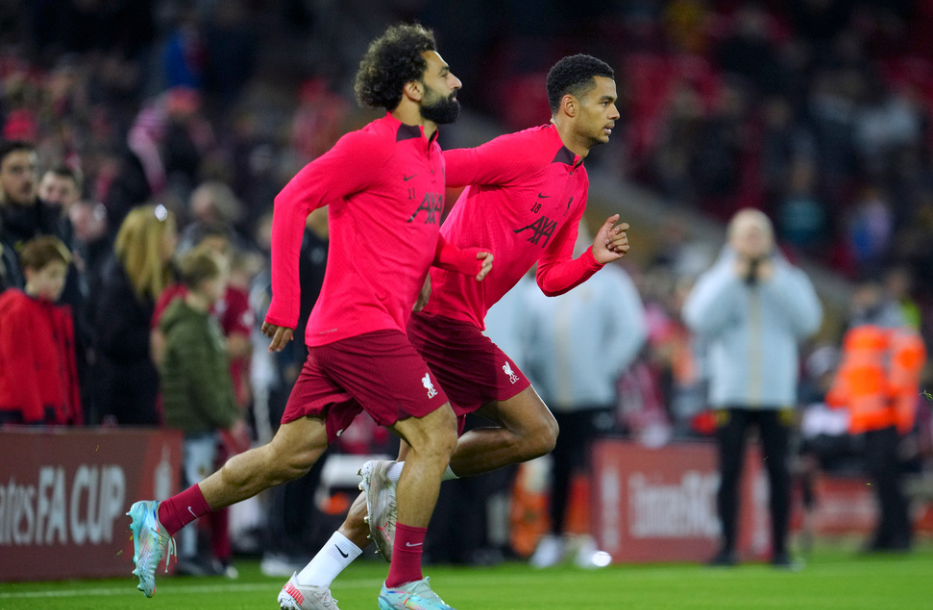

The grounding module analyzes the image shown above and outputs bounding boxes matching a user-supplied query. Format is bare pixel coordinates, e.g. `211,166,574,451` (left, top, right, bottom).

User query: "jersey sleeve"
265,130,391,328
535,190,604,297
444,132,538,188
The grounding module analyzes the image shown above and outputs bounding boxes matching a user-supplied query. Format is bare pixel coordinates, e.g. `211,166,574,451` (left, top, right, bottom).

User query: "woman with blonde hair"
95,204,178,425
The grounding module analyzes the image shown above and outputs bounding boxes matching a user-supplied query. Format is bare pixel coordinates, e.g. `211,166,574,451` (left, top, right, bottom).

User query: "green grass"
2,546,933,610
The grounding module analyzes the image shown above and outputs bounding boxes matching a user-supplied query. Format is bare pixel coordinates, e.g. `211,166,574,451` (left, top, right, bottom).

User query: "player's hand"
261,321,294,353
592,214,629,263
414,274,432,312
475,251,494,281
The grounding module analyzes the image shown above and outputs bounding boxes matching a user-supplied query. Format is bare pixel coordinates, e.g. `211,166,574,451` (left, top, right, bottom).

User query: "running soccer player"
278,54,627,610
126,24,492,610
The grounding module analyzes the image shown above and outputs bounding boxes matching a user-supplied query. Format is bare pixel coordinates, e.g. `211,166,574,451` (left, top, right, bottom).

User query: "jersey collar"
387,112,440,145
547,124,584,169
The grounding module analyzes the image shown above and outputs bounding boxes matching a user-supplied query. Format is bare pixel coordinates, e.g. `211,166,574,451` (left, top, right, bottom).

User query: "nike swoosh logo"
403,174,417,181
537,193,551,198
335,545,348,558
405,542,423,547
188,506,197,518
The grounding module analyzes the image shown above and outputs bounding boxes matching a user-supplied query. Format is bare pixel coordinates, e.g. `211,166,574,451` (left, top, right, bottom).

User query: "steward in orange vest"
826,325,926,435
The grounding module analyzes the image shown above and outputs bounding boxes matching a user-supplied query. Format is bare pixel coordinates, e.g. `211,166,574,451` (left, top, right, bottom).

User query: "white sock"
296,532,362,588
387,461,404,483
387,461,458,482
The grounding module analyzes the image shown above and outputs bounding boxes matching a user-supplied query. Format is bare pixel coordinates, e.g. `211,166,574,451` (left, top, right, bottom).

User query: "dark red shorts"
407,311,531,420
282,330,450,443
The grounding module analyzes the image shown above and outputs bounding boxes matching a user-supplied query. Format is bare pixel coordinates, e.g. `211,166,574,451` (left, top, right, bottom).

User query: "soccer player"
126,24,492,610
278,54,628,610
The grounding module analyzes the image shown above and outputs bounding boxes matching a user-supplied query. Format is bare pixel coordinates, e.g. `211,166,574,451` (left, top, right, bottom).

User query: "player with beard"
278,54,628,610
126,24,492,610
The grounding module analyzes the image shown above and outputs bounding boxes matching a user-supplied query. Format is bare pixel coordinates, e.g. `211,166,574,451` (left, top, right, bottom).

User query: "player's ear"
560,93,577,118
403,79,423,103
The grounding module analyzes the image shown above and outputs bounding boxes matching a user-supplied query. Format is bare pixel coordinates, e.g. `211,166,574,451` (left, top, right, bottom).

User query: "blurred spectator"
827,325,926,552
178,181,244,251
95,203,176,425
68,199,110,424
524,223,648,568
0,140,68,279
883,266,921,330
0,236,80,426
38,164,82,222
847,276,905,329
847,185,894,276
775,159,829,256
683,209,821,568
159,244,247,576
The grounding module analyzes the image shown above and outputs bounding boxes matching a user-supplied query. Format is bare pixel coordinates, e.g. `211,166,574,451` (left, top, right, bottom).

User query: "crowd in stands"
1,0,933,566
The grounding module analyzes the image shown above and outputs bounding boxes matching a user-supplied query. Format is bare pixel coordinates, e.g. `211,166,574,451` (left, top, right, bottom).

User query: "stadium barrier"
0,427,182,582
591,439,770,563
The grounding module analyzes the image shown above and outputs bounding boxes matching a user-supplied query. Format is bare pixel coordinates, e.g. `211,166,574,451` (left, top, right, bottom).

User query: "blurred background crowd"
2,0,933,575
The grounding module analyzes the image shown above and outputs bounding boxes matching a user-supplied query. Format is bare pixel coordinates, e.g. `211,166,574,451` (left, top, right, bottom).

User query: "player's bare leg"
449,386,558,476
200,416,329,508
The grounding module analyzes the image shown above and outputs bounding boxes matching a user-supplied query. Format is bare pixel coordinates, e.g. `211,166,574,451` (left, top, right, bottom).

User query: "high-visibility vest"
888,329,926,433
826,325,926,434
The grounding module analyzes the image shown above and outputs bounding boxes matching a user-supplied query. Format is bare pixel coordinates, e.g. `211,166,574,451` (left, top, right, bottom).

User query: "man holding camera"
683,208,822,568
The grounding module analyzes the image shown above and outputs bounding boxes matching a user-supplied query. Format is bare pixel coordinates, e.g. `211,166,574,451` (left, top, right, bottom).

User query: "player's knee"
424,410,458,458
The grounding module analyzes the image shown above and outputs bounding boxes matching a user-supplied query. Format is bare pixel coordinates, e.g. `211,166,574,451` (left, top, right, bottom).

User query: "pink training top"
266,113,453,347
424,123,603,329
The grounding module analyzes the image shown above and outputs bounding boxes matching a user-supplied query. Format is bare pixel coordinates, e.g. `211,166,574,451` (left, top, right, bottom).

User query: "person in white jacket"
683,208,822,568
521,221,647,567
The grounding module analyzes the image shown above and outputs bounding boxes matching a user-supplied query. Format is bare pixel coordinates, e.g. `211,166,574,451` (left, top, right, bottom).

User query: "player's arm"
536,206,629,297
433,233,493,281
263,131,390,351
444,132,536,188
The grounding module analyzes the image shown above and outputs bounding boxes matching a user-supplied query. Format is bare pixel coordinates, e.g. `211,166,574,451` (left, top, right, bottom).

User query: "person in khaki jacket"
159,244,248,576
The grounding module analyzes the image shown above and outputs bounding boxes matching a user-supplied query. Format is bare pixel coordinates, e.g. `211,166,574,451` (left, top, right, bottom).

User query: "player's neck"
391,101,438,141
551,117,591,159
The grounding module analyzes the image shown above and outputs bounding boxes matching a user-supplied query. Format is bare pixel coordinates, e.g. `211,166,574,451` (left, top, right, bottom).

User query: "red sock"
156,484,211,536
385,523,427,588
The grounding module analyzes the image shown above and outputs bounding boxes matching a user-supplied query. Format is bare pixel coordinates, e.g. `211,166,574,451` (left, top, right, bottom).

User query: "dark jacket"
95,255,160,425
159,298,238,434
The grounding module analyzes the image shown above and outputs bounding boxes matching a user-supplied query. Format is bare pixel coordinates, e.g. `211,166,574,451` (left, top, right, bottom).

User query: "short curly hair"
546,54,615,114
354,23,437,111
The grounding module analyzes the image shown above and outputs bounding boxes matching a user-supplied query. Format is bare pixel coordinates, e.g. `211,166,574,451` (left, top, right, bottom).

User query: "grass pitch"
1,545,932,609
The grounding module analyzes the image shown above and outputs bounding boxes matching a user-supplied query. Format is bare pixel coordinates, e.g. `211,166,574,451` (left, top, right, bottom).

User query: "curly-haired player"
126,23,491,610
279,53,629,609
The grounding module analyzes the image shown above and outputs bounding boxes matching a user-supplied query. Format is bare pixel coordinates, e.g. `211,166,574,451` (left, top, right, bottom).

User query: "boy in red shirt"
0,236,81,426
127,24,491,610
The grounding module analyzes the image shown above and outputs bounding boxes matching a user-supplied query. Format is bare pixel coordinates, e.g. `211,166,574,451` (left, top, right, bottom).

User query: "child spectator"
158,243,247,575
0,236,81,426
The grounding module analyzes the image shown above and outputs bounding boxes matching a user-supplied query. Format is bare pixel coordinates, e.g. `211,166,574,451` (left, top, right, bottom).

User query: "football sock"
297,532,362,588
157,484,211,536
385,523,427,588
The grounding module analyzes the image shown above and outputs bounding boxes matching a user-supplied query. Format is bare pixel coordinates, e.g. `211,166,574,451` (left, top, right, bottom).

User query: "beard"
420,89,460,124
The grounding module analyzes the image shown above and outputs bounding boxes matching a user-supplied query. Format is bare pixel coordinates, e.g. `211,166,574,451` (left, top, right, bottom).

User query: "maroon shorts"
407,311,531,420
282,330,450,443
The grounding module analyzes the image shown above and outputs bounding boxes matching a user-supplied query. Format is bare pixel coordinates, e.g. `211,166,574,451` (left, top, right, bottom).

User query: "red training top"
266,113,480,346
0,289,82,424
425,123,603,329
